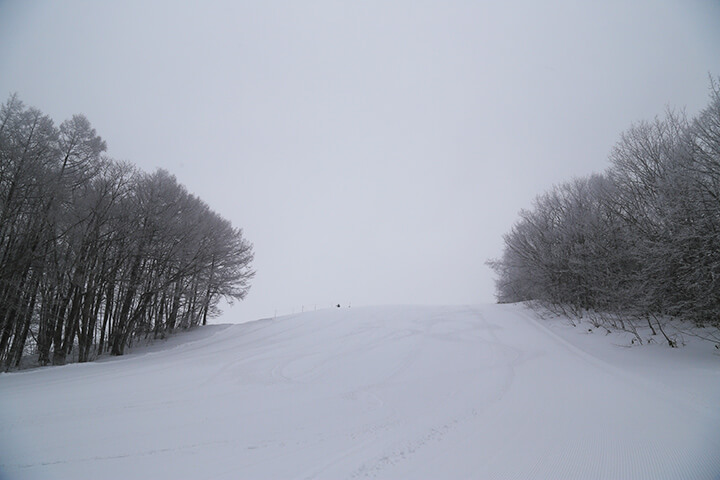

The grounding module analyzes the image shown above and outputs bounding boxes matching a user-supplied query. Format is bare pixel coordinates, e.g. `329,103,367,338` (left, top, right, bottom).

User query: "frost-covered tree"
491,78,720,342
0,95,254,368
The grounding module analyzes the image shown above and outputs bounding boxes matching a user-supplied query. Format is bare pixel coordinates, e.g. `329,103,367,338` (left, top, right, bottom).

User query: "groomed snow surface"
1,304,719,479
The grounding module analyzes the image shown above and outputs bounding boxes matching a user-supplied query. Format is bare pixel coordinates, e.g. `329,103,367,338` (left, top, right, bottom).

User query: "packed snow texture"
1,304,719,479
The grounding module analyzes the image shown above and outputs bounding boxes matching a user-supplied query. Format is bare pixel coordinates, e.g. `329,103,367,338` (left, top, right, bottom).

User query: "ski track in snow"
1,304,719,480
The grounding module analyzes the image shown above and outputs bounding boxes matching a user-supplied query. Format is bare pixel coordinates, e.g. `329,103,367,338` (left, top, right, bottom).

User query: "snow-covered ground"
1,304,718,479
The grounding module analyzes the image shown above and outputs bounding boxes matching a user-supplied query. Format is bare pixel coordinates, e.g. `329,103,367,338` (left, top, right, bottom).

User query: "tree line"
490,79,720,345
0,95,254,369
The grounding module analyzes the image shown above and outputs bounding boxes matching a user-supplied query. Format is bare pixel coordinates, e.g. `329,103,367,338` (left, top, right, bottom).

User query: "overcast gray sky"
1,0,719,322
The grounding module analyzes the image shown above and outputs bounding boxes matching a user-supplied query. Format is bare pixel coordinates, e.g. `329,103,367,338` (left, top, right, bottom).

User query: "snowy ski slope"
1,304,719,479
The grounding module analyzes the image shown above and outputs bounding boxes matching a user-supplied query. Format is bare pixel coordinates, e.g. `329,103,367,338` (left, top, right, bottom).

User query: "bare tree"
491,79,720,344
0,96,254,368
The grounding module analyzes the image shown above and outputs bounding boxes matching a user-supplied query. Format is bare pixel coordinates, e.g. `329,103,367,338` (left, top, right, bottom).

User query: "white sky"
1,0,719,322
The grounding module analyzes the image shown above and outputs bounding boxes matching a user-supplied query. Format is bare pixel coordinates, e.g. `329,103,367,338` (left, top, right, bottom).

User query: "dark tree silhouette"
0,96,254,369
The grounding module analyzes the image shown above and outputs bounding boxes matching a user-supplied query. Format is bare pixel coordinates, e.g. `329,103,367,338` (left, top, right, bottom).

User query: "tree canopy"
0,95,254,368
490,79,720,344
